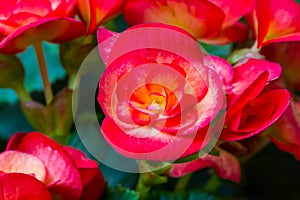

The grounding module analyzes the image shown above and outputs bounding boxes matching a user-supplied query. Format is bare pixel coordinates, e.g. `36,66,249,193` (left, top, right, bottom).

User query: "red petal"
200,22,249,44
222,89,290,141
0,173,52,200
255,0,300,47
0,17,86,54
79,170,104,200
64,146,104,200
231,59,281,96
168,149,241,183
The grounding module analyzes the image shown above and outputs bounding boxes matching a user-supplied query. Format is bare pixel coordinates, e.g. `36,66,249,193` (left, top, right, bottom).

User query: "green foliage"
200,43,232,58
101,185,140,200
149,190,222,200
0,42,66,104
0,104,33,142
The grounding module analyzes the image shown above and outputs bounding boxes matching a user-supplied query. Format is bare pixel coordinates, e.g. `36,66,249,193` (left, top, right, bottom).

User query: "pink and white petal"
203,55,234,85
232,59,281,95
97,28,120,65
101,117,209,161
168,149,241,183
0,17,86,54
0,173,52,200
0,151,46,182
103,23,203,66
15,132,82,199
124,0,225,38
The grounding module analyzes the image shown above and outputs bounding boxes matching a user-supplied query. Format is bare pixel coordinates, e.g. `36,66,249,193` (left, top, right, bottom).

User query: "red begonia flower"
221,59,290,141
269,100,300,161
77,0,126,34
97,24,225,161
0,0,86,54
246,0,300,47
124,0,252,44
1,132,104,200
168,149,241,183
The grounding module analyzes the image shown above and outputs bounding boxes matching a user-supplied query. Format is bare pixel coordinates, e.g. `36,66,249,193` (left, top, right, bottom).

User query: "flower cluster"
0,0,299,198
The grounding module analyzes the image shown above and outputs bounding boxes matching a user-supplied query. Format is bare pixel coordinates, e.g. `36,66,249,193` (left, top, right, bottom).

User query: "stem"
136,173,151,200
250,40,261,53
174,174,192,192
34,43,53,105
13,84,31,102
203,174,220,193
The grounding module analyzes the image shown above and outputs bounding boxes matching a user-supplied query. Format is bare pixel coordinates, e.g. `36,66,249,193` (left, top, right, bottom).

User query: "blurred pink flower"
0,132,104,200
124,0,253,44
270,100,300,161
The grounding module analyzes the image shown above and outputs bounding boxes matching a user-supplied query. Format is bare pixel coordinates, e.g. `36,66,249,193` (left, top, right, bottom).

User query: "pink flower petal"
0,173,52,200
9,132,83,200
0,17,86,54
231,58,281,96
168,149,241,183
101,117,210,161
203,55,234,85
0,151,46,182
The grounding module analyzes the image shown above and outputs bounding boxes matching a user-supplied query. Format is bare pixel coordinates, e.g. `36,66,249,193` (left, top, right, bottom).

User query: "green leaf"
0,103,33,142
0,42,66,104
200,43,232,58
101,185,139,200
150,190,222,200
